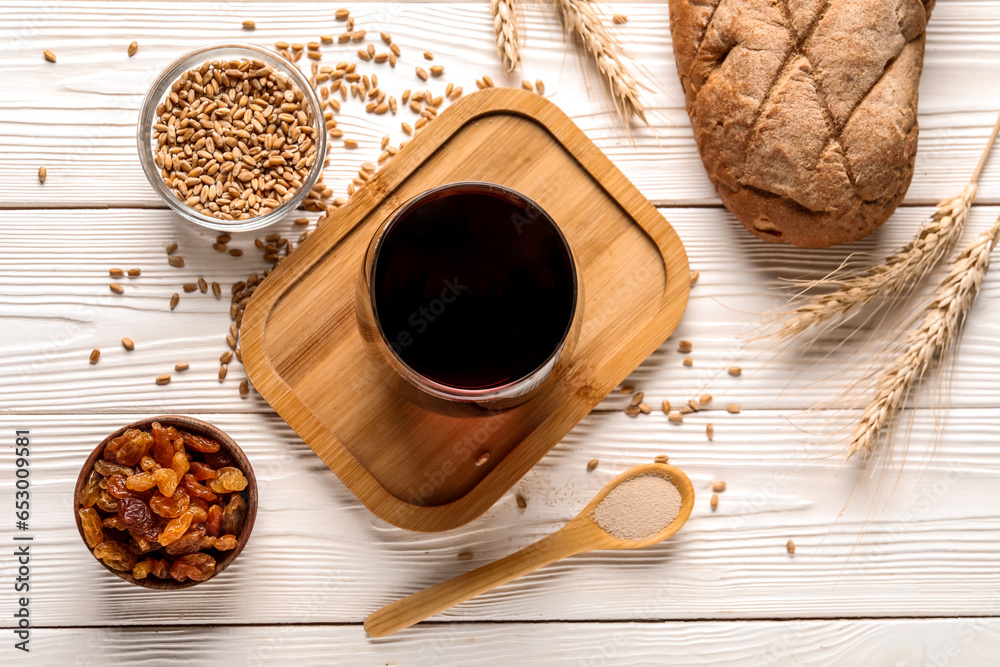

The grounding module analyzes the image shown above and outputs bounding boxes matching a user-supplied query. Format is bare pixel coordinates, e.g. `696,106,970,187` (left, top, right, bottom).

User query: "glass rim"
136,42,327,233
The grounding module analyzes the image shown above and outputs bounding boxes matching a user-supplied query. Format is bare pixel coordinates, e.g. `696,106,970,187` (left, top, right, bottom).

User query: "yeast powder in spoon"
592,474,682,541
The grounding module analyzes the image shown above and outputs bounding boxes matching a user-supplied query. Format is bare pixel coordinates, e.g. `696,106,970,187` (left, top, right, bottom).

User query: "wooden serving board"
241,88,689,532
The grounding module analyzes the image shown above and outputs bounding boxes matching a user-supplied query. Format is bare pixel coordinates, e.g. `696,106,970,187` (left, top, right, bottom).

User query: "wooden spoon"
364,463,695,637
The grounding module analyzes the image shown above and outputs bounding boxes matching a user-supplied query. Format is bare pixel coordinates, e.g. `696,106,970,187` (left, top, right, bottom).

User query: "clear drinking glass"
356,182,583,415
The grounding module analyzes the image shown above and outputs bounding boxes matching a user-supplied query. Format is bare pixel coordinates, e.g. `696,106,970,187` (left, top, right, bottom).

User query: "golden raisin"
94,460,135,478
164,525,210,556
114,429,154,466
153,467,179,496
170,451,190,479
132,559,154,579
151,421,175,467
96,491,120,513
77,470,101,508
169,553,216,582
106,474,132,499
125,472,157,492
183,474,218,502
130,534,159,554
149,558,170,578
188,461,218,482
214,534,238,551
182,432,221,453
188,502,208,523
205,504,223,537
78,508,104,548
149,488,190,518
204,450,234,468
207,467,248,493
158,509,195,546
102,515,128,531
93,540,137,572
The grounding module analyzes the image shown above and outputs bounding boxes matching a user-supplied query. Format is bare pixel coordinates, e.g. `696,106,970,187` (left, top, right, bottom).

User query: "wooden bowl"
73,415,258,589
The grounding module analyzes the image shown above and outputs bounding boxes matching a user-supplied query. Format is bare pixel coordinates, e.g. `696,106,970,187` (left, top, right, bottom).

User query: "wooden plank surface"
24,619,1000,666
2,1,999,664
2,206,999,414
1,410,998,626
1,2,999,208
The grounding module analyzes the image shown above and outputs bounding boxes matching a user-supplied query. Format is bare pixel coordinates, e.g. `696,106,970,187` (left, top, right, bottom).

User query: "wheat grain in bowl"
138,44,326,232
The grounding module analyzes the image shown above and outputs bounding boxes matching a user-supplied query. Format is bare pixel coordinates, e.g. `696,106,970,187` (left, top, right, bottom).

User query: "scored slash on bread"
669,0,936,248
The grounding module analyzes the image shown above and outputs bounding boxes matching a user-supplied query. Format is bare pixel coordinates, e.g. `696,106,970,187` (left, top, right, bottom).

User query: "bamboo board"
241,88,689,532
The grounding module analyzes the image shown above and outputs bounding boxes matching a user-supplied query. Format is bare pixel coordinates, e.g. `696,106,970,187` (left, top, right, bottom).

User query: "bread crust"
669,0,935,248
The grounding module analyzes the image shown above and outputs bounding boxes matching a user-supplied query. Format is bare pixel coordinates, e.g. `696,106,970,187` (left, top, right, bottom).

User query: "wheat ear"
846,211,1000,462
491,0,521,74
552,0,646,126
776,111,1000,340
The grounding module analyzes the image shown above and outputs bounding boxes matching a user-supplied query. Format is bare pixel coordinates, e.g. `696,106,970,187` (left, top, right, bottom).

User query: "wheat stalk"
846,211,1000,462
491,0,521,74
775,111,1000,340
552,0,646,126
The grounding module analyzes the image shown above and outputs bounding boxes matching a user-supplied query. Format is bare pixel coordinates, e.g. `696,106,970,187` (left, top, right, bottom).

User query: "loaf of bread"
669,0,935,248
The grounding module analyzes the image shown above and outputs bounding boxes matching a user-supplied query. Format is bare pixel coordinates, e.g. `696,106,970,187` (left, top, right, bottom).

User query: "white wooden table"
3,2,1000,664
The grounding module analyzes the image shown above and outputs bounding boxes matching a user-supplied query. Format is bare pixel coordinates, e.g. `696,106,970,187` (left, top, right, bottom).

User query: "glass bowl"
137,43,327,232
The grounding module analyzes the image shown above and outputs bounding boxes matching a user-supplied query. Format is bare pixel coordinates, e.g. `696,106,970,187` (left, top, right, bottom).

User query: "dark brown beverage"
371,183,576,391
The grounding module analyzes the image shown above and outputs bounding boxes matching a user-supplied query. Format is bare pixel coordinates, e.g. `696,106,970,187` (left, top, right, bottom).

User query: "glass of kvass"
356,182,582,415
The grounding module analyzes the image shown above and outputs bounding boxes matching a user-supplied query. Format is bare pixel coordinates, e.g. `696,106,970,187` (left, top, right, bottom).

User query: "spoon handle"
364,526,589,637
